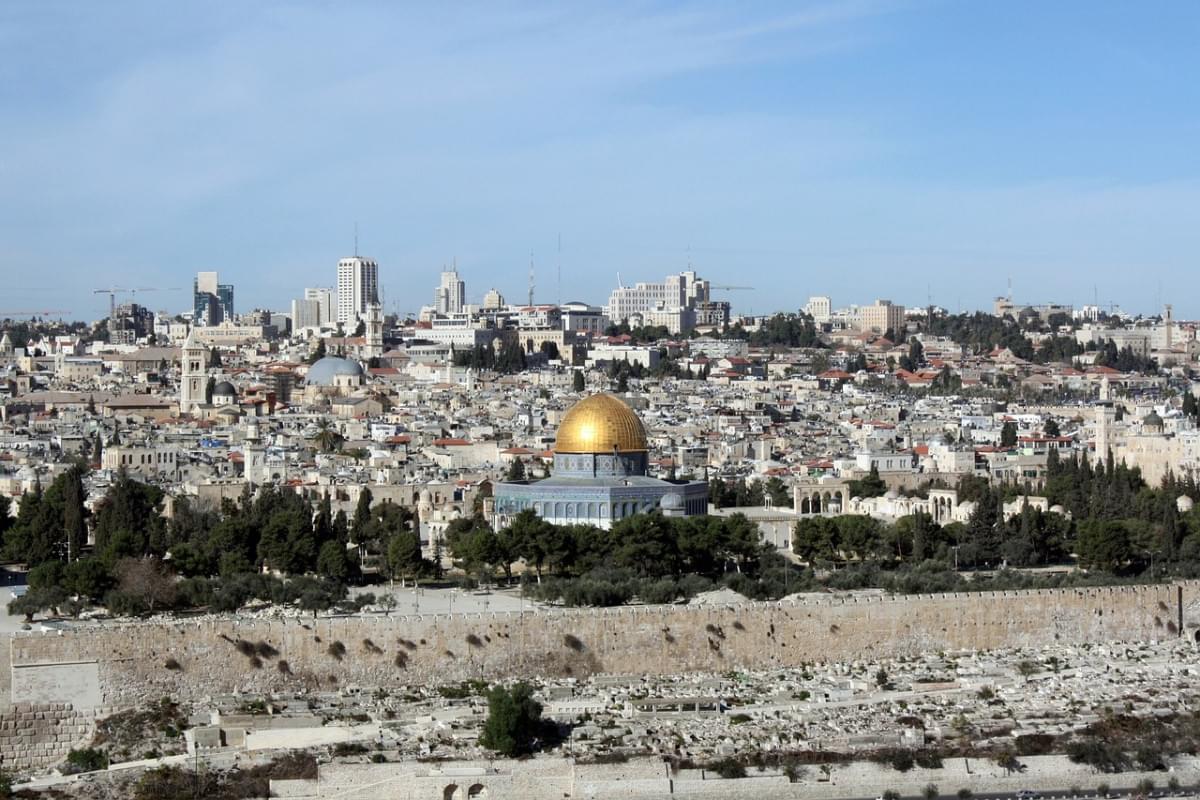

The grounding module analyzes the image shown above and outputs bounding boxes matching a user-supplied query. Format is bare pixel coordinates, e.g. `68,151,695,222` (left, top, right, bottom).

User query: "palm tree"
314,418,342,453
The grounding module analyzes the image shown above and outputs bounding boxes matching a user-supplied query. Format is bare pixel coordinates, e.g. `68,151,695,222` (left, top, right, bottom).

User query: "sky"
2,1,1199,321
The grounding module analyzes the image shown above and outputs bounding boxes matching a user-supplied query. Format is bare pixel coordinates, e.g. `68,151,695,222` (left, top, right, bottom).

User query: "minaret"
179,328,207,414
244,419,265,485
1096,404,1114,461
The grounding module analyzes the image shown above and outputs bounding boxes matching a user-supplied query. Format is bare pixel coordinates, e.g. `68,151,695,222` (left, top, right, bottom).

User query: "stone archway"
468,785,487,798
444,785,462,800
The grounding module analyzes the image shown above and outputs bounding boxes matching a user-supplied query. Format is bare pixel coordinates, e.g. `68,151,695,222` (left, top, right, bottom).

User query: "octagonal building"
492,393,708,530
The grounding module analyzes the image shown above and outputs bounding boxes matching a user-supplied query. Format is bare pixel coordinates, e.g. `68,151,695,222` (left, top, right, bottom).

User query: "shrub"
64,747,107,774
328,641,346,661
479,683,545,757
563,634,585,652
707,758,746,779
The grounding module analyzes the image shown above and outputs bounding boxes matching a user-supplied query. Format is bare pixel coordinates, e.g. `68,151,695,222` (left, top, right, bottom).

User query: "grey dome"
1143,411,1163,428
213,380,236,397
306,357,364,386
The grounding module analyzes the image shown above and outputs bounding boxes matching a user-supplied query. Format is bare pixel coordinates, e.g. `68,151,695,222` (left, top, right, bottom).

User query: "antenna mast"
528,253,535,308
556,233,562,307
354,222,358,257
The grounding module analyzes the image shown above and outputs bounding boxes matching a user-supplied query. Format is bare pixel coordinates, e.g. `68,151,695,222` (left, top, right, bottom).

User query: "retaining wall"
5,582,1194,711
0,702,92,772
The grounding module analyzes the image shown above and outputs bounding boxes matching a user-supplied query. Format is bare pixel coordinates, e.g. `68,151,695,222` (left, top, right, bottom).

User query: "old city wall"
7,582,1193,711
0,703,93,772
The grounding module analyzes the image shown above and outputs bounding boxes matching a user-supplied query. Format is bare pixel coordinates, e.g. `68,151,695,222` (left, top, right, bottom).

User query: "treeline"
3,471,432,619
450,334,528,373
793,452,1200,580
1045,450,1198,575
708,476,790,509
444,509,794,604
794,501,1071,571
722,313,823,348
926,312,1160,374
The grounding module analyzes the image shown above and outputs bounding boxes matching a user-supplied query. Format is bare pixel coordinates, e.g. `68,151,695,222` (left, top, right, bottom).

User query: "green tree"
505,458,526,482
1076,520,1132,573
1000,421,1018,448
572,370,585,392
316,540,355,583
763,476,791,508
849,464,887,499
91,474,168,563
386,530,424,585
479,683,545,757
1043,418,1061,437
350,488,373,544
62,465,88,563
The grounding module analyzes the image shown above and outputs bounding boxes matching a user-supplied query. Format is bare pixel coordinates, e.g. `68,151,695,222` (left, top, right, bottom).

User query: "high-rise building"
481,288,505,310
805,296,832,323
306,287,334,325
292,287,334,331
193,271,234,326
858,299,905,336
605,270,709,334
434,269,466,315
337,257,379,326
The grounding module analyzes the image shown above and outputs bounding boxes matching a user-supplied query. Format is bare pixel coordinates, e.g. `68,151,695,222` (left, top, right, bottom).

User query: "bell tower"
179,328,207,414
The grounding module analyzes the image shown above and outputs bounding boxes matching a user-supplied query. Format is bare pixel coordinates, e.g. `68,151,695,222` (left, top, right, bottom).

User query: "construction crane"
93,287,183,321
0,310,71,318
709,285,754,291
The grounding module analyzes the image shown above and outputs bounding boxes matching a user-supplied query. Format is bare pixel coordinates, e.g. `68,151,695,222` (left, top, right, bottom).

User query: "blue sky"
2,1,1199,321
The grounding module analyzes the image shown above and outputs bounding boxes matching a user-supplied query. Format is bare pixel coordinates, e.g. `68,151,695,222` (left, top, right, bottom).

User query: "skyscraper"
337,257,379,325
193,271,234,326
434,269,466,315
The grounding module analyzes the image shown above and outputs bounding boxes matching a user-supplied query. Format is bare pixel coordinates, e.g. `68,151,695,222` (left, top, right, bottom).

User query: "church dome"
306,357,364,386
213,380,236,397
554,393,648,453
1143,410,1163,428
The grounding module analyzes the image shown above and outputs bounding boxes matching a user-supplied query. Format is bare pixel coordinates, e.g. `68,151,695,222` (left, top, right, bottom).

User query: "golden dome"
554,393,648,453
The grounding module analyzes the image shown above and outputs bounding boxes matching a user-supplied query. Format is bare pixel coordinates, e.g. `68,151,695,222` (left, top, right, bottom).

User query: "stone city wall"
274,754,1200,800
0,702,92,772
4,582,1192,712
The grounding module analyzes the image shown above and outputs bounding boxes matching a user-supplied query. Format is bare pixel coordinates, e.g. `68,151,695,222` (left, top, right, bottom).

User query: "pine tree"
62,465,87,563
351,488,373,545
